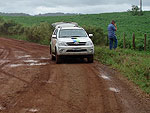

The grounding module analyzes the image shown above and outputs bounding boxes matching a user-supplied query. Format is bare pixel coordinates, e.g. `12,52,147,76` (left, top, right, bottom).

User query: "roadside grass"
0,34,28,41
0,34,51,45
95,46,150,94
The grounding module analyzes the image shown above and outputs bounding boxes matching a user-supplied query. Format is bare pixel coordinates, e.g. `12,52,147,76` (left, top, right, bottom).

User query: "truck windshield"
59,29,87,38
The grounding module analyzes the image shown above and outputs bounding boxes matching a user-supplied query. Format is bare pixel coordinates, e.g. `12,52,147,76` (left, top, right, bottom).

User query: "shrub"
25,22,53,44
83,26,106,45
128,5,143,16
26,24,106,45
0,18,24,35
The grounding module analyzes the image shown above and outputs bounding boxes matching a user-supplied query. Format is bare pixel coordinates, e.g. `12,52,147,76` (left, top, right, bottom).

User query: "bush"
25,24,106,45
0,18,24,35
0,17,106,46
25,22,53,44
83,26,106,45
128,5,143,16
8,24,24,34
0,16,107,46
0,18,5,32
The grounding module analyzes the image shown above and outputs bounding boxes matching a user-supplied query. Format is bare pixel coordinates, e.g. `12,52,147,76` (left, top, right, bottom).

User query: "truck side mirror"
89,34,93,37
52,35,57,39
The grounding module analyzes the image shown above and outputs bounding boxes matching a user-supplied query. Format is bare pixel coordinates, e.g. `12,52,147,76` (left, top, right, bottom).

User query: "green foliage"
24,23,105,45
0,16,105,45
83,26,106,45
95,46,150,93
25,22,53,44
128,5,143,16
0,17,24,35
2,11,150,50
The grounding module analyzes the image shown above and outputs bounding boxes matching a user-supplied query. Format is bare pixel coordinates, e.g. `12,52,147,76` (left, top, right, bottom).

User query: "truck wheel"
51,55,55,60
87,55,93,63
56,51,61,64
50,45,52,55
50,46,55,60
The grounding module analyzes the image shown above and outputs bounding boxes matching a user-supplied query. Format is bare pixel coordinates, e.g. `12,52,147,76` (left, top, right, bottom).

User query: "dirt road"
0,37,149,113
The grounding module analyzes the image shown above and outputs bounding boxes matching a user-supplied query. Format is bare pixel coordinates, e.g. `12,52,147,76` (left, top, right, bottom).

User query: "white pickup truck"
50,22,94,63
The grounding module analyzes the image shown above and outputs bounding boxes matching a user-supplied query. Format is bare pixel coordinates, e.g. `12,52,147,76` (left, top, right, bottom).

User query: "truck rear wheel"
87,55,93,63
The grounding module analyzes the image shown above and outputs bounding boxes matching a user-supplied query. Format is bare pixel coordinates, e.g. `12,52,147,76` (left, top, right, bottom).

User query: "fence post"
132,33,135,49
123,32,126,49
144,33,147,51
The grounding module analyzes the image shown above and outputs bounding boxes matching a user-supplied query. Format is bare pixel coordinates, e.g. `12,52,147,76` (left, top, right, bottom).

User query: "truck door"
51,29,58,53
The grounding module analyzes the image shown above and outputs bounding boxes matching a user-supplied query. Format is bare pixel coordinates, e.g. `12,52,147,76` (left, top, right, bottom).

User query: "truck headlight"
58,41,67,46
86,41,93,46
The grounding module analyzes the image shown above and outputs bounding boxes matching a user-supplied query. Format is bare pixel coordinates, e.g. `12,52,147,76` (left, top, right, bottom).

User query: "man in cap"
108,20,118,50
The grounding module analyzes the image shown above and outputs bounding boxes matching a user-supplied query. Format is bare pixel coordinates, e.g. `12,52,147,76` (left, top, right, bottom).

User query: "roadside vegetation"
95,46,150,94
128,5,143,16
0,17,106,45
0,11,150,93
2,11,150,51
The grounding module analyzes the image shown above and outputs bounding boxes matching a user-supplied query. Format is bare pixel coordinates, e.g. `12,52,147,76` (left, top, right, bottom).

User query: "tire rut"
0,37,149,113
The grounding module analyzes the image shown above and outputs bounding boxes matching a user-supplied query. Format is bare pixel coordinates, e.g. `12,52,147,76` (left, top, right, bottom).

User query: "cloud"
0,0,150,15
33,4,131,15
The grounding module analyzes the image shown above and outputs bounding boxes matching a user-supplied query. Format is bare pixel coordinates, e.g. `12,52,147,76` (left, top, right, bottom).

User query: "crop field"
2,11,150,50
2,11,150,37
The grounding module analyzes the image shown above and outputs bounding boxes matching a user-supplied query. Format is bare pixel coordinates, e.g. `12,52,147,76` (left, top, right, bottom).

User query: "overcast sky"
0,0,150,15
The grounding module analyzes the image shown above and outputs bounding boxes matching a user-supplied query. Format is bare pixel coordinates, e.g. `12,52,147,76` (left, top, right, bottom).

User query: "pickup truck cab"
50,22,94,63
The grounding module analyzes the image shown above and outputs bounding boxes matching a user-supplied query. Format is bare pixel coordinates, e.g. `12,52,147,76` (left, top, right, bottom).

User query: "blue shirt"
108,24,116,38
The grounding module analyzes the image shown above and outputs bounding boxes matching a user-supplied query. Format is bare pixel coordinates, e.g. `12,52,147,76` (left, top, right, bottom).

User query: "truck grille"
66,49,87,52
67,42,86,46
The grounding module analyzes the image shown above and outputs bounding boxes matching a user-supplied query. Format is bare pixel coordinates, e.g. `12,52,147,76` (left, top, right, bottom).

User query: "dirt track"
0,37,149,113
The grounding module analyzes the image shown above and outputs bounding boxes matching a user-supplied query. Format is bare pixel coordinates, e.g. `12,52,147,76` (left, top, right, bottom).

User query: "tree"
128,5,143,16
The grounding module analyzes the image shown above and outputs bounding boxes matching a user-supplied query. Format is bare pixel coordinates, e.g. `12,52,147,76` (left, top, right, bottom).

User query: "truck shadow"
59,58,88,64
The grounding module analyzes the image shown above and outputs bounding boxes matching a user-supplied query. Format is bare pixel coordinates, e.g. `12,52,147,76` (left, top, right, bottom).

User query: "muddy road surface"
0,37,149,113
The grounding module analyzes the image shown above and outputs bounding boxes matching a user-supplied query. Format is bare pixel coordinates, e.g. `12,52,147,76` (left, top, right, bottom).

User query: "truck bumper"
57,46,94,56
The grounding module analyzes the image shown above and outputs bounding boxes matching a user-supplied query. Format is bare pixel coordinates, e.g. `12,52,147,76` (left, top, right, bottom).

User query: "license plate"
73,48,81,50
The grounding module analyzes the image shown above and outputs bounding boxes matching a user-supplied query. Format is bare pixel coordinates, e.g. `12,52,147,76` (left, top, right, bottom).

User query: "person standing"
108,20,118,50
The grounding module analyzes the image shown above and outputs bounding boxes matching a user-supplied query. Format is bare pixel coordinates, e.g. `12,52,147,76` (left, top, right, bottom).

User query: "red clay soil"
0,37,149,113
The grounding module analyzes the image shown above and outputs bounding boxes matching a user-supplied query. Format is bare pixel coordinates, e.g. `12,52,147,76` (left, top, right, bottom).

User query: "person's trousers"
109,36,118,50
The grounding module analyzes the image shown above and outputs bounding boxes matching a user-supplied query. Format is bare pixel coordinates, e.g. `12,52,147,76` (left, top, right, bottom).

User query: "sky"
0,0,150,15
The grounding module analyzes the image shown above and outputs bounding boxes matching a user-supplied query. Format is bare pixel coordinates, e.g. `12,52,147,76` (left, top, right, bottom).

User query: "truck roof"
52,22,79,28
60,27,83,30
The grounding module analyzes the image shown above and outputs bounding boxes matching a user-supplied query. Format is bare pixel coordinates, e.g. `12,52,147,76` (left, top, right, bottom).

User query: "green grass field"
2,11,150,39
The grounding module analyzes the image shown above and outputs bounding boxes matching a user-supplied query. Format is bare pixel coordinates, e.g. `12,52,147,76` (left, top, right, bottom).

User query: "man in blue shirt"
108,20,118,50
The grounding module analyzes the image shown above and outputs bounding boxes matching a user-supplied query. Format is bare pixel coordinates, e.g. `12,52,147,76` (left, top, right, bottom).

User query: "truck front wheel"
56,50,61,64
50,46,55,60
87,55,93,63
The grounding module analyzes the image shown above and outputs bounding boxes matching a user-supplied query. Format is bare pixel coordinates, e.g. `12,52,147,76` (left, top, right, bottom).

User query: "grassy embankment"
95,47,150,94
1,11,150,93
